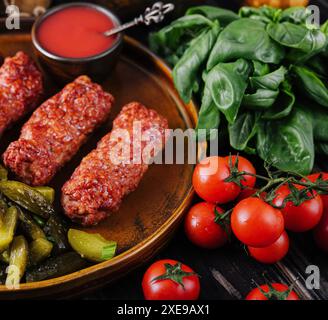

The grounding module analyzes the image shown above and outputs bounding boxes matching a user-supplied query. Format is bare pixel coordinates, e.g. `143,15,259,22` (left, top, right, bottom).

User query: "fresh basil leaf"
306,23,328,75
196,86,220,140
244,146,257,155
267,22,326,62
186,6,239,26
302,102,328,142
257,107,314,175
239,6,281,23
250,66,287,90
149,14,214,63
262,82,295,120
320,20,328,34
243,89,279,110
252,61,270,77
288,29,327,62
164,42,190,66
207,18,285,70
244,66,288,112
321,20,328,57
292,66,328,107
228,111,259,150
239,6,260,18
206,58,252,124
173,23,220,103
267,22,313,47
306,55,328,77
322,20,328,35
278,7,312,25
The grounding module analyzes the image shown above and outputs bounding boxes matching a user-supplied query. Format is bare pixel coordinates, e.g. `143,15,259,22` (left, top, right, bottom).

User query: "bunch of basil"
149,5,328,175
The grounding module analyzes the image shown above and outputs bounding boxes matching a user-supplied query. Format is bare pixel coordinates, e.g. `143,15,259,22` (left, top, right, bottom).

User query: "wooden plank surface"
78,0,328,300
82,227,327,300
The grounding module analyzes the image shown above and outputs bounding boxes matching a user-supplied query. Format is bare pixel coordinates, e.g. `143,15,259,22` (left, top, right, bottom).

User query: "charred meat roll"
62,102,169,226
0,51,43,137
3,75,114,186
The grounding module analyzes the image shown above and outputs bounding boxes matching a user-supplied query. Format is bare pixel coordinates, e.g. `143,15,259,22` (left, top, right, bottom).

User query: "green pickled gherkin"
5,235,28,288
17,207,46,240
32,215,45,227
0,194,8,229
0,195,8,214
0,206,18,253
29,238,53,266
33,187,55,204
68,229,117,262
44,215,68,252
0,165,7,181
0,180,54,218
26,252,87,282
0,250,9,264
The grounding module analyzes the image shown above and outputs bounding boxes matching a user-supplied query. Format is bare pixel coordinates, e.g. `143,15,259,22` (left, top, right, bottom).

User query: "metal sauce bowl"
31,2,123,83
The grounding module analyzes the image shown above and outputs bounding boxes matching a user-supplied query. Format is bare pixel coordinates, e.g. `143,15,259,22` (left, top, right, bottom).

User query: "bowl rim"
0,36,204,294
31,2,123,62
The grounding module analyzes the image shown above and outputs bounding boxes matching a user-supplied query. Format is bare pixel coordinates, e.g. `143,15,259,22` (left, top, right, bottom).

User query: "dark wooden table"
75,0,328,300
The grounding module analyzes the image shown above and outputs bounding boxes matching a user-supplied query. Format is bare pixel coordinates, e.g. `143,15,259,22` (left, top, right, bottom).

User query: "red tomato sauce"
36,6,117,58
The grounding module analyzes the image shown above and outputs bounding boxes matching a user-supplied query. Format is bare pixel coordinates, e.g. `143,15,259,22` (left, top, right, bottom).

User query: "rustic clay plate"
0,31,201,298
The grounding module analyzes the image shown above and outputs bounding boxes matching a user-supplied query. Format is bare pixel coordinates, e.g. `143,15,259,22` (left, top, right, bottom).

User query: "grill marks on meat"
0,51,43,137
3,76,114,186
61,102,169,226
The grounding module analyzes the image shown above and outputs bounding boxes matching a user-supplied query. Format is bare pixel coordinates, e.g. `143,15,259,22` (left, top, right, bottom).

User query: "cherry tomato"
314,210,328,252
223,155,256,189
184,202,229,249
248,231,289,264
192,156,240,204
306,173,328,251
231,197,284,247
246,283,299,300
304,173,328,207
142,259,200,300
272,184,323,232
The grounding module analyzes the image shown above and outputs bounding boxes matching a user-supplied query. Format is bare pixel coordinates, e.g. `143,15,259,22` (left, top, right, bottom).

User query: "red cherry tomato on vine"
305,173,328,251
272,184,323,232
314,210,328,252
246,283,299,300
248,231,289,264
223,155,256,189
192,156,240,204
303,173,328,207
193,155,255,204
231,197,284,247
142,259,200,300
184,202,229,249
